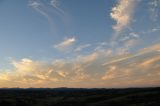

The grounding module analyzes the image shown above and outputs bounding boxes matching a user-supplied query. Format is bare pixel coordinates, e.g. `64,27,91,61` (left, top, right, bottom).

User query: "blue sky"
0,0,160,88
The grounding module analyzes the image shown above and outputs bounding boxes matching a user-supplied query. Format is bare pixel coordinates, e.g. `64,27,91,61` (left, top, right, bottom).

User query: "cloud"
56,70,69,78
29,0,52,23
50,0,65,15
0,57,90,87
94,42,108,51
110,0,137,32
29,0,65,16
101,66,117,80
76,52,98,64
116,39,139,55
148,0,160,21
140,56,160,68
129,32,139,38
141,27,160,35
151,28,160,32
74,44,91,52
101,44,160,87
101,65,132,81
28,0,67,34
102,54,132,66
103,43,160,66
29,0,40,8
109,32,140,56
0,43,160,88
54,37,76,51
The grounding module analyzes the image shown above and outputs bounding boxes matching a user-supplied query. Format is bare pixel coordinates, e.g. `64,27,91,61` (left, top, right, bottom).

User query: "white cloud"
54,37,76,51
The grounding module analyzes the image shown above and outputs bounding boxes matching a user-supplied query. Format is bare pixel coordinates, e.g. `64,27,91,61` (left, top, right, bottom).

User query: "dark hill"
0,87,160,106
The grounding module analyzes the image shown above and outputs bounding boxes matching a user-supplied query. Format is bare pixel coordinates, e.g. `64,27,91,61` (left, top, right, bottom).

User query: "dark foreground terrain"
0,87,160,106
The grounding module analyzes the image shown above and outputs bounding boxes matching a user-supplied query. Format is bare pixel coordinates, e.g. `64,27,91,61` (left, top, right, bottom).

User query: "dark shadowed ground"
0,87,160,106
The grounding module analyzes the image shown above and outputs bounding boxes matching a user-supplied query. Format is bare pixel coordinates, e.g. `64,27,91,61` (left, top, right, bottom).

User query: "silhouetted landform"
0,87,160,106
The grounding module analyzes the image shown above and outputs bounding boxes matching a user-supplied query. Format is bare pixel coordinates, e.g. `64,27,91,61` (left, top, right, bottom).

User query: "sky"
0,0,160,88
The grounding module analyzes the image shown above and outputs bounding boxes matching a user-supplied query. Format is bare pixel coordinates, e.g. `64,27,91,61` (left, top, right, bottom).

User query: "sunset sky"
0,0,160,88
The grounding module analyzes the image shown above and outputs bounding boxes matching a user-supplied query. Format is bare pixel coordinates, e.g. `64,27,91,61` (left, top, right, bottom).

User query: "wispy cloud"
29,0,65,16
29,0,53,24
50,0,65,15
54,37,76,51
28,0,67,34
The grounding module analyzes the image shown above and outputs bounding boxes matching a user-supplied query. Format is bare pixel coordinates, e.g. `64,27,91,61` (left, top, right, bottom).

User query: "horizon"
0,86,160,89
0,0,160,88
